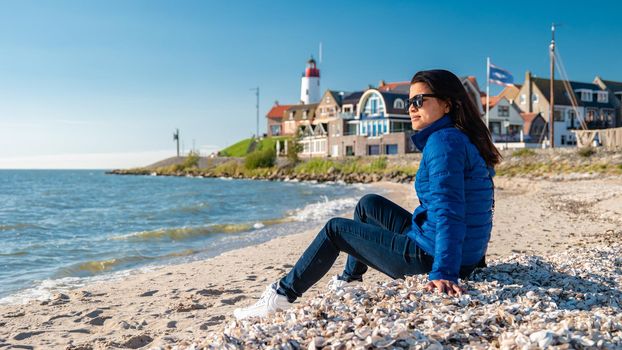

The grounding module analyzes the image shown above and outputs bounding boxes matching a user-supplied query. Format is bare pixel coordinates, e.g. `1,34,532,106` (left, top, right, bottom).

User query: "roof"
532,77,616,108
342,91,364,105
284,103,319,122
380,91,409,114
378,81,410,94
520,112,540,122
326,90,347,105
600,79,622,93
481,95,502,108
266,104,295,119
461,76,481,93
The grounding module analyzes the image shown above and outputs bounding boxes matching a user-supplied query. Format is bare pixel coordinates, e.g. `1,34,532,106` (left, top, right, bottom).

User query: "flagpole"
486,57,490,131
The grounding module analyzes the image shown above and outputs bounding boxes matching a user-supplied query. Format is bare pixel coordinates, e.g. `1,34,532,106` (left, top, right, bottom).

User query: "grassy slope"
218,137,285,157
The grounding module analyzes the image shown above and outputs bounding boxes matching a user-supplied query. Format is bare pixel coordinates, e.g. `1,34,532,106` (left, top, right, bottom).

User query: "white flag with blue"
488,63,514,86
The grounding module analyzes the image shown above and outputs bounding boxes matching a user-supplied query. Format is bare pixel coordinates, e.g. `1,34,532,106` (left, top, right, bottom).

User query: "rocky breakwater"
108,167,416,184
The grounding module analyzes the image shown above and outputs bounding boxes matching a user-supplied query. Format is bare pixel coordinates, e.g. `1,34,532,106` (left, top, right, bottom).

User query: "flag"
488,63,514,86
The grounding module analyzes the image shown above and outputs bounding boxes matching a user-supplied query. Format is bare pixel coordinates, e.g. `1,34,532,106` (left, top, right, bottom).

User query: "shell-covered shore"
170,231,622,350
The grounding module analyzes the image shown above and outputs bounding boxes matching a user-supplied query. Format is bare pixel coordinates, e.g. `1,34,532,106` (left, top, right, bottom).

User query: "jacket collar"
411,114,454,151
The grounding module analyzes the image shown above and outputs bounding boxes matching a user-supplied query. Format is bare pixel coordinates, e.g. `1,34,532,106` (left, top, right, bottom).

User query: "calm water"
0,170,373,303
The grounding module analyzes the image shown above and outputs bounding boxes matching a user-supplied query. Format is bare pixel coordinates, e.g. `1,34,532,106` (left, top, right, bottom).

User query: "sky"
1,0,621,169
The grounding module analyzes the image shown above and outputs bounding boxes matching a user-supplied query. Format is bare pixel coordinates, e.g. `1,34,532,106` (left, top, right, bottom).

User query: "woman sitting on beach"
234,69,501,320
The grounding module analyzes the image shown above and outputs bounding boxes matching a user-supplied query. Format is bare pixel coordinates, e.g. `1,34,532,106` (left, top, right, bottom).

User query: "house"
282,103,318,136
481,95,524,142
328,88,415,156
265,102,294,137
298,90,347,157
515,71,617,146
377,77,484,116
593,76,622,127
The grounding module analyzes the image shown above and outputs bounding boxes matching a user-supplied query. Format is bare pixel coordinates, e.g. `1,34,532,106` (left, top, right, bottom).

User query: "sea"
0,170,376,304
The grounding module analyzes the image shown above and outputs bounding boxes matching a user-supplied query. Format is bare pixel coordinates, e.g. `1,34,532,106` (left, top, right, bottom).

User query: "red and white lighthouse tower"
300,57,320,104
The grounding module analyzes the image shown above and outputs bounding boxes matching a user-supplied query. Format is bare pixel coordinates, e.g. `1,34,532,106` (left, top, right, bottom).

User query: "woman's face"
408,82,450,130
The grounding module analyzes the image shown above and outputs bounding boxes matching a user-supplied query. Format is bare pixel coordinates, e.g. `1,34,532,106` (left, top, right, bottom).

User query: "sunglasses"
406,94,442,109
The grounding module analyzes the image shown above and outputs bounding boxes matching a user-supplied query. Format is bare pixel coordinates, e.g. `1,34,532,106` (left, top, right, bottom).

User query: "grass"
219,137,287,157
577,147,596,158
511,148,536,157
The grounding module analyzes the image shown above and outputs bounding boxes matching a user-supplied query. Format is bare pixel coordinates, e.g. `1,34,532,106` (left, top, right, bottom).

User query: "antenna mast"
173,128,180,157
250,87,259,138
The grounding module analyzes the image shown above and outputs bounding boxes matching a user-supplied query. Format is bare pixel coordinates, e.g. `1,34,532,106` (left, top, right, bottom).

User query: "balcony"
337,112,356,120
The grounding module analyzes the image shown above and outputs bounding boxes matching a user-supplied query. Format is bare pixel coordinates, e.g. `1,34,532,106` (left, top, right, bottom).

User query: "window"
367,145,380,155
490,122,501,135
561,135,566,145
532,93,539,103
580,90,593,102
370,98,378,114
385,144,398,155
554,109,564,122
603,109,615,126
520,94,526,104
498,106,510,117
345,146,354,156
567,110,577,129
303,110,308,119
597,91,608,103
289,111,295,120
393,98,404,110
586,109,596,122
325,96,330,104
270,125,281,136
392,121,405,132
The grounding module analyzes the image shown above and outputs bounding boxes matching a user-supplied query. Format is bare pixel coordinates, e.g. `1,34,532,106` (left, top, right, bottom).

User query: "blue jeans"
278,194,434,302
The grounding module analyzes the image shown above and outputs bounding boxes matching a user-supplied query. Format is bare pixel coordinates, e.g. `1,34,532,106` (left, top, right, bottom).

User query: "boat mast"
549,23,556,148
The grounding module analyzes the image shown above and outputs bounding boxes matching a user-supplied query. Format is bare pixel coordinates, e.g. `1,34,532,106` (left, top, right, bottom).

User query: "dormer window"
597,91,608,103
578,89,593,102
393,98,405,110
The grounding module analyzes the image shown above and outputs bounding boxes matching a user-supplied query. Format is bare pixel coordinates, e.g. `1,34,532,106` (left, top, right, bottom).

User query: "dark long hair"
411,69,502,167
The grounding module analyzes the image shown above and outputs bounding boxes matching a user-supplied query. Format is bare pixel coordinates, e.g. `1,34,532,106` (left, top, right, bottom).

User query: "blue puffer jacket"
406,115,495,283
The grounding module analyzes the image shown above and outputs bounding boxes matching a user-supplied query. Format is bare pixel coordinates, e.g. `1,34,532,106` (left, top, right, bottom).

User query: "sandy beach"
1,176,622,349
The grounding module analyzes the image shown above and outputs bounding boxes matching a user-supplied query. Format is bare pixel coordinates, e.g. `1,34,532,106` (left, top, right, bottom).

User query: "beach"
1,176,622,349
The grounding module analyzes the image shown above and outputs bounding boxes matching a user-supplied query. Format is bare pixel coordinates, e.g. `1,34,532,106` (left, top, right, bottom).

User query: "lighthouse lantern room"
300,57,320,104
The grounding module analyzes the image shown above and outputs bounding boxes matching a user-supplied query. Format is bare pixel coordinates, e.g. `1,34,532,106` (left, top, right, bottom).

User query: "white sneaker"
327,275,361,292
233,282,292,320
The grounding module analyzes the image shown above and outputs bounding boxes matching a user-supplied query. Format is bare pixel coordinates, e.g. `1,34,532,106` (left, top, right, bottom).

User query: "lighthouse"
300,57,320,104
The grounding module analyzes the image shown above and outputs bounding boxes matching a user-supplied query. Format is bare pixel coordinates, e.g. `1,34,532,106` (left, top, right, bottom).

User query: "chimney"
379,80,386,88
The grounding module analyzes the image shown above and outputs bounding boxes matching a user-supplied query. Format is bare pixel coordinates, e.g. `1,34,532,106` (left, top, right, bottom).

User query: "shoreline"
1,177,622,348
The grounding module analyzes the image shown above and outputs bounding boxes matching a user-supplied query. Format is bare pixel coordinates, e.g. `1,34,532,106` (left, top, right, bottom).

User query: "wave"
0,223,40,231
289,196,359,222
0,251,28,257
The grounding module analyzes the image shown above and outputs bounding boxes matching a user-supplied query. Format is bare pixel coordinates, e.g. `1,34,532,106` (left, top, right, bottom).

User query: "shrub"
369,157,388,172
245,147,276,169
512,148,536,157
287,131,303,163
294,158,336,175
577,147,596,158
214,160,243,176
183,151,200,169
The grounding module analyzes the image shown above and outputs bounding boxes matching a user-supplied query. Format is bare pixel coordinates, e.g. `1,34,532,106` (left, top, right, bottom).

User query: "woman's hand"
424,279,465,296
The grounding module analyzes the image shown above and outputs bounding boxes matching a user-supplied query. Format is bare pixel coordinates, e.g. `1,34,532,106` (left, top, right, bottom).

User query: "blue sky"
1,0,621,168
